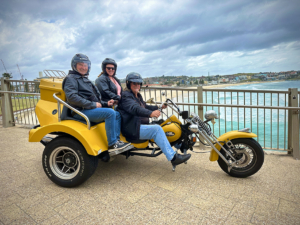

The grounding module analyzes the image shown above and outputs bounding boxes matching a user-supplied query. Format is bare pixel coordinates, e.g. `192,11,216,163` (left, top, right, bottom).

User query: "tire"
42,137,98,187
217,138,264,178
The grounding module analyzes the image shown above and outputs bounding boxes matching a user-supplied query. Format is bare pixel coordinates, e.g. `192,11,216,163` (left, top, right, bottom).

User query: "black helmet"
126,72,143,89
71,53,91,75
101,58,117,75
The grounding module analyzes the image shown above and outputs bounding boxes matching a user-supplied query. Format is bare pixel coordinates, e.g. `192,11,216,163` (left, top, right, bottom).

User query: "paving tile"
153,173,183,191
0,192,24,208
278,198,300,217
225,215,253,225
205,206,231,223
65,213,101,225
205,194,236,210
254,199,279,218
107,198,140,215
17,193,50,211
43,192,72,209
0,204,36,225
142,186,172,202
142,171,165,184
176,205,206,224
229,203,255,222
149,206,180,224
122,211,151,225
120,187,148,203
137,198,164,215
251,212,277,225
200,217,225,224
131,180,157,193
39,213,68,225
275,211,300,225
229,192,258,208
54,201,86,221
159,194,192,212
184,195,215,210
23,202,56,223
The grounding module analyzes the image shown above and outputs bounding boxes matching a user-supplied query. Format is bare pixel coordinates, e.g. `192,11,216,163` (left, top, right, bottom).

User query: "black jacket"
95,74,123,102
117,90,158,141
62,70,108,110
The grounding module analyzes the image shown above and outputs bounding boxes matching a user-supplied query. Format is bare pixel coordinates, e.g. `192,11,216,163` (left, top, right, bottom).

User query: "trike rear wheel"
42,137,98,187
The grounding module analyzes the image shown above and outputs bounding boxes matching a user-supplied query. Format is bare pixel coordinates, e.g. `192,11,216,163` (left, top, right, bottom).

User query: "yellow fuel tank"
161,115,182,143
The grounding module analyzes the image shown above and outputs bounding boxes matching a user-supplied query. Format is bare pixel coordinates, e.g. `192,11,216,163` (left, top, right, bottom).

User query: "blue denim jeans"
74,108,121,146
139,125,176,161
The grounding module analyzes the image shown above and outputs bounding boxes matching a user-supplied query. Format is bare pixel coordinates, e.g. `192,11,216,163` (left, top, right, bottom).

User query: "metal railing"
140,86,300,155
1,78,299,158
0,78,41,127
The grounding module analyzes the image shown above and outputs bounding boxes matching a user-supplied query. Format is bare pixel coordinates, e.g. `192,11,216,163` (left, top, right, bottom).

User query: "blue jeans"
139,125,176,161
74,108,121,146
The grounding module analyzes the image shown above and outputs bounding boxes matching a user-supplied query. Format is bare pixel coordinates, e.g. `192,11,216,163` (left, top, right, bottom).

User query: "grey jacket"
95,73,122,102
62,70,108,110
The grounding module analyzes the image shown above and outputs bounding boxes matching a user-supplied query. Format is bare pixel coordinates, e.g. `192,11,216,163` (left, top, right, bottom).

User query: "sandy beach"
141,80,279,102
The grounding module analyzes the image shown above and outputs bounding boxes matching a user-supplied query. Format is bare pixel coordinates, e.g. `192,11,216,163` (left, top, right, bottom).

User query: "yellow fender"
209,130,257,161
29,120,109,156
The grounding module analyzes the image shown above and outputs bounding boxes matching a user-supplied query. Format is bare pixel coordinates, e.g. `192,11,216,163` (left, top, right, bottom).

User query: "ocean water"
178,80,300,150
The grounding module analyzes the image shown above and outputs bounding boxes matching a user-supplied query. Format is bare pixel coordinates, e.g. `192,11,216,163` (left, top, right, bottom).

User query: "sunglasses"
132,82,142,86
106,67,115,70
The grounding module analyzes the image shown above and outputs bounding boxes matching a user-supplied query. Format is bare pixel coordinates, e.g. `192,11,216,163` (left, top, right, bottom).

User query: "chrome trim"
42,136,53,143
189,124,199,133
53,93,91,130
238,128,251,133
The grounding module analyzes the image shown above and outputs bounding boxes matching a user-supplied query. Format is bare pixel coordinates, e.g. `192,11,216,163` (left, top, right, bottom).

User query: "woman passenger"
117,72,191,168
63,54,132,162
95,58,122,106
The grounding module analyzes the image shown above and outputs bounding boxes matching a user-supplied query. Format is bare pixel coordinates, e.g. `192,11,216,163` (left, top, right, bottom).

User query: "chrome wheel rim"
227,143,256,171
49,147,80,180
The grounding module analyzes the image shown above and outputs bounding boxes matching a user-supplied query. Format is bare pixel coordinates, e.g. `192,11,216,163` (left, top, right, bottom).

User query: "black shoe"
108,140,131,151
171,153,191,166
99,151,110,162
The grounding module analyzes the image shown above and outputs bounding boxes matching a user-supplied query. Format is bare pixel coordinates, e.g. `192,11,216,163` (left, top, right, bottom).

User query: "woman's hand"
150,110,161,118
108,99,114,107
161,103,167,109
96,102,102,108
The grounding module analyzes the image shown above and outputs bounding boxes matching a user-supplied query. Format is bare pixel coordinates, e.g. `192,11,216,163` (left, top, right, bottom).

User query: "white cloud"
0,0,299,80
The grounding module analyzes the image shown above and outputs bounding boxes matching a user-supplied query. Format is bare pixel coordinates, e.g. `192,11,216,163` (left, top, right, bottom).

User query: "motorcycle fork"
198,130,237,172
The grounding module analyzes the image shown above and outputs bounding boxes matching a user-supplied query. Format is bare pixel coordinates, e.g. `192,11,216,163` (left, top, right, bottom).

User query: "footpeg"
172,165,176,172
109,144,134,156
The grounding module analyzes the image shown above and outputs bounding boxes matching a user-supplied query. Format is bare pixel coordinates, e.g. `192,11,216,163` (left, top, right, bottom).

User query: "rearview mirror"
204,110,219,120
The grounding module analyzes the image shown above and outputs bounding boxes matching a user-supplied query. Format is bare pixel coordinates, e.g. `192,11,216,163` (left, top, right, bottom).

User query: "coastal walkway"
0,126,299,224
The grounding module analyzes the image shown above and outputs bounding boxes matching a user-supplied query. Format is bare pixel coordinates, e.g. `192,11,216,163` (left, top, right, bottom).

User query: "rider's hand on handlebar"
107,99,114,107
150,110,161,118
96,102,102,108
161,103,167,109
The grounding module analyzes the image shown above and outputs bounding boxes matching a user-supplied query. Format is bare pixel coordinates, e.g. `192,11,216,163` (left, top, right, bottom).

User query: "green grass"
0,97,39,115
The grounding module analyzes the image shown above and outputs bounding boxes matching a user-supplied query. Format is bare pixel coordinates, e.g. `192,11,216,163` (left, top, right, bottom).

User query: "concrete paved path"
0,127,299,224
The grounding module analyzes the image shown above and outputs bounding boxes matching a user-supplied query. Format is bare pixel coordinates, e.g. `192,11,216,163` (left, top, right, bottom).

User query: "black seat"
60,106,101,126
130,139,149,144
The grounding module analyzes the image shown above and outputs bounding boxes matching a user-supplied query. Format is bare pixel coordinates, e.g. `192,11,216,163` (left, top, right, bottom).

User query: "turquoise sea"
180,80,300,150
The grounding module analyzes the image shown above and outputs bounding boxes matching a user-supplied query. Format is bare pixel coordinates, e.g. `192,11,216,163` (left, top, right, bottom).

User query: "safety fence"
1,78,299,157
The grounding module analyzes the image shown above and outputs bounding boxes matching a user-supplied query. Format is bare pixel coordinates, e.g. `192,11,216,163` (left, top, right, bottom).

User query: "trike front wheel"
42,137,98,187
217,138,264,178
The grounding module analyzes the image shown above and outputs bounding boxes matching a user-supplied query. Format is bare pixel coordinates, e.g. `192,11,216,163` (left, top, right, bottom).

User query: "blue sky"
0,0,300,81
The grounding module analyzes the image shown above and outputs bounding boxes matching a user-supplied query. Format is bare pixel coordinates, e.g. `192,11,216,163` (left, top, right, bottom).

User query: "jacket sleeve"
96,76,121,100
63,77,96,109
93,84,108,108
121,94,153,117
145,103,158,111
